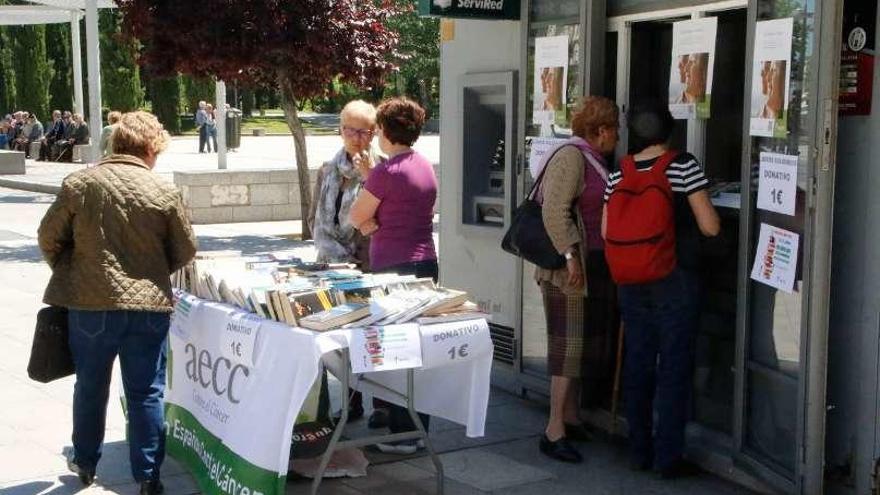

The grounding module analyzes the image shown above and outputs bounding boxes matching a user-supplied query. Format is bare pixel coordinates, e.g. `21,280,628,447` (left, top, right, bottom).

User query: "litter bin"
226,108,242,150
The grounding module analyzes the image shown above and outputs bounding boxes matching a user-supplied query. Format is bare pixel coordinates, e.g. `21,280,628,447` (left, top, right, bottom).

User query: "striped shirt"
604,152,710,271
604,152,709,201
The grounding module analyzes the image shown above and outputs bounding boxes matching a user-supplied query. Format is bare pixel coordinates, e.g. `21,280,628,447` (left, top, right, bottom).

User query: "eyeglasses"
341,126,374,139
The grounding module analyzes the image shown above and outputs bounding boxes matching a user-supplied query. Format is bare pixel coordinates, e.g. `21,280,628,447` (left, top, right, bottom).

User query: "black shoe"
629,457,653,472
332,404,365,423
539,434,583,463
564,422,594,442
660,459,702,480
66,455,95,486
367,408,390,429
139,480,164,495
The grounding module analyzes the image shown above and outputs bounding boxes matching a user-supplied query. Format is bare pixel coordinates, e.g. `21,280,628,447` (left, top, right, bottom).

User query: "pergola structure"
0,0,115,162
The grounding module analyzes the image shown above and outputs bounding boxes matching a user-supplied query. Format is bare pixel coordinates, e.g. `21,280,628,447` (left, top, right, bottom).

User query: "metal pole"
215,80,227,170
70,12,84,116
84,0,102,163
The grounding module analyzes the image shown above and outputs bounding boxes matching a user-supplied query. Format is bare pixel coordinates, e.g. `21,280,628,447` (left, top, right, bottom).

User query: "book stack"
173,252,489,331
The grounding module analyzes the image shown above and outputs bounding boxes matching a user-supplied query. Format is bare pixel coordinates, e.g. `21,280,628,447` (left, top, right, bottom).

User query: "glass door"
733,0,842,492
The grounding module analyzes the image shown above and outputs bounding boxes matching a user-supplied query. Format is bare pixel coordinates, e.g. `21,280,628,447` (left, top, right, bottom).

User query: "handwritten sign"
757,152,798,215
221,312,261,366
420,319,492,369
750,223,799,293
348,324,423,373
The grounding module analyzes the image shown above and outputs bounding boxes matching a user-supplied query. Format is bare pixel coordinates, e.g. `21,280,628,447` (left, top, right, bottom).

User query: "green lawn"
178,115,336,136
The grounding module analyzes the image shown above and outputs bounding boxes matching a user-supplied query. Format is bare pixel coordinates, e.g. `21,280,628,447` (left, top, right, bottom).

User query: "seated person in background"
39,110,65,161
100,111,122,157
0,121,9,150
23,113,44,158
13,112,37,154
53,113,90,162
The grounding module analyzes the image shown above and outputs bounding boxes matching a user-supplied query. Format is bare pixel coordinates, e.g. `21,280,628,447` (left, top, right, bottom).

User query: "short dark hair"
627,101,675,149
376,97,425,147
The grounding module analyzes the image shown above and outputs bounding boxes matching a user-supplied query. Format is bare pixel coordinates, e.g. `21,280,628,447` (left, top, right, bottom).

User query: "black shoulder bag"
27,306,75,383
501,153,567,270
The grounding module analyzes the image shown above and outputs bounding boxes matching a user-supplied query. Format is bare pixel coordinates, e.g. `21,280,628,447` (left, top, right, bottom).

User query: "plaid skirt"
541,252,619,392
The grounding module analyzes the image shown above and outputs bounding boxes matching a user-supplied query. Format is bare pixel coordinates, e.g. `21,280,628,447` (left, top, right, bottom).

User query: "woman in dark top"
602,102,720,478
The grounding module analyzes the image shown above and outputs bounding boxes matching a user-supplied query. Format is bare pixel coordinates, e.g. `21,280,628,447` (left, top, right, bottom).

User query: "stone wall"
174,169,318,224
174,163,440,224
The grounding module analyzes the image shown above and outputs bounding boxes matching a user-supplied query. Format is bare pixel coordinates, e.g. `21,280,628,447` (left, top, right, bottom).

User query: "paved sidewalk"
0,187,757,495
0,134,440,195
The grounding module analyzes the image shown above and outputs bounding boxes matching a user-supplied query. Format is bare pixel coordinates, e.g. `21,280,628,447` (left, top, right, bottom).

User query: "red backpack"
605,150,678,285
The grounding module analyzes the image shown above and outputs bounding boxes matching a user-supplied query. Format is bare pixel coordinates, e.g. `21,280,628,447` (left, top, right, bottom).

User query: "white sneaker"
375,439,425,455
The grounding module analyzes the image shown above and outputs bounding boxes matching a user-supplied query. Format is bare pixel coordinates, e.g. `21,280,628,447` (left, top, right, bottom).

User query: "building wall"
827,10,880,493
438,19,521,329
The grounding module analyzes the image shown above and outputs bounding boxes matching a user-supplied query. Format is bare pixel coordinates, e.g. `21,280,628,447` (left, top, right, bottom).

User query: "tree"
181,75,215,116
117,0,402,239
100,9,143,112
12,25,51,119
0,26,16,113
150,74,182,134
46,23,73,112
386,1,439,116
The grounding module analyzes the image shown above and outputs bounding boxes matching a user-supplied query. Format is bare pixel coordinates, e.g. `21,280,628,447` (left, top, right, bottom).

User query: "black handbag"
501,157,567,270
27,306,75,383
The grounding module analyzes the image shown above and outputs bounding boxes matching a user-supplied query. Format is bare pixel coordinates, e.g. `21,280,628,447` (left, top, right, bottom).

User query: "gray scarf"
313,147,370,263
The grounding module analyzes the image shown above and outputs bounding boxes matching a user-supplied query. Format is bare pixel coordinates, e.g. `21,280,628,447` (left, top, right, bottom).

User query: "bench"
72,144,90,163
28,141,41,159
0,149,26,174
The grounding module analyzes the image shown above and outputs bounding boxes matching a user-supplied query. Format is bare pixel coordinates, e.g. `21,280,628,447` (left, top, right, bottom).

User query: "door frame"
731,0,844,492
606,0,748,160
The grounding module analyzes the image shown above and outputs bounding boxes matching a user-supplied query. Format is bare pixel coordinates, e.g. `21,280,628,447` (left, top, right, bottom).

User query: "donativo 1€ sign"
418,0,520,20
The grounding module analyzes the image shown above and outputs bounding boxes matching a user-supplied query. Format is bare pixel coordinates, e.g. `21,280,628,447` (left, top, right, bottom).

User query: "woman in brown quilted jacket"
38,111,197,495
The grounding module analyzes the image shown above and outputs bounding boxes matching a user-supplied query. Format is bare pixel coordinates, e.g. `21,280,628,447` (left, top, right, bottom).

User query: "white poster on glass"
750,223,799,293
757,152,798,215
668,17,718,119
533,35,569,125
749,18,794,137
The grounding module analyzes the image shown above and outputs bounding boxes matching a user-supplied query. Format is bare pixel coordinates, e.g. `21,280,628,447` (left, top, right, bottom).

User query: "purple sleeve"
364,164,390,200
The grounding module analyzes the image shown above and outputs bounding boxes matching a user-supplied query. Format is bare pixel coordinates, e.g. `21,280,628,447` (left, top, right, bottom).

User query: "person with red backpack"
602,101,720,478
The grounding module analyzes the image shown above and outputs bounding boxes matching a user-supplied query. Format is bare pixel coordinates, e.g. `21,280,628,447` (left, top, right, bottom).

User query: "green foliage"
181,75,215,116
0,26,16,113
12,25,51,118
150,75,182,134
386,2,440,116
100,10,144,112
46,24,73,112
308,79,373,114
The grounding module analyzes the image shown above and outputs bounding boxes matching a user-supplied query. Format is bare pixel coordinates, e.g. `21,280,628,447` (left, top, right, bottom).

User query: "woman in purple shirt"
350,96,437,454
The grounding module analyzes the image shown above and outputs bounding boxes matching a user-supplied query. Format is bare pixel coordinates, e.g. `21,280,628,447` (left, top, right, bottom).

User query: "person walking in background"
205,104,218,153
532,96,620,463
350,97,437,454
603,101,720,479
100,111,122,157
308,100,382,423
195,101,208,153
38,111,197,495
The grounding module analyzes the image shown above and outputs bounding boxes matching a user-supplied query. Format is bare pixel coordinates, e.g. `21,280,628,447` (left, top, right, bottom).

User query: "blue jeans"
68,309,170,482
619,268,699,470
198,125,207,152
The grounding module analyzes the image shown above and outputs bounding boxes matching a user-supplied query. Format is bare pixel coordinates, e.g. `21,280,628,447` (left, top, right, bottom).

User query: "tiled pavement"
0,187,759,495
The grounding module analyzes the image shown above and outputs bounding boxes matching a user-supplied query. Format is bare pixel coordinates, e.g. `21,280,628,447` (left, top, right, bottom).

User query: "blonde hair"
571,96,619,140
107,111,122,125
112,111,170,158
340,100,377,125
